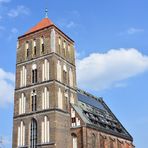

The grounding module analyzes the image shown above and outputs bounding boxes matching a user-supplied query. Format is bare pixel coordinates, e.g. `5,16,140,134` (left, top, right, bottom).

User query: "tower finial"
45,8,48,18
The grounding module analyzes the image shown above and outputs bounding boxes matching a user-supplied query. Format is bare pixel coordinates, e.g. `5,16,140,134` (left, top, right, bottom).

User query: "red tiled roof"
25,18,53,34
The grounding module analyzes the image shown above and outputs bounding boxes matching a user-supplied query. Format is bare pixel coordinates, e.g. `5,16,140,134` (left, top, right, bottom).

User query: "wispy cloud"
8,27,18,40
77,48,148,91
119,27,144,35
127,27,144,35
0,0,10,4
57,18,78,29
66,21,77,28
0,68,14,107
8,5,30,18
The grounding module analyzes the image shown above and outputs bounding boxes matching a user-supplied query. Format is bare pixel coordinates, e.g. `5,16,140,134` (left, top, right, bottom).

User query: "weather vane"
45,8,48,18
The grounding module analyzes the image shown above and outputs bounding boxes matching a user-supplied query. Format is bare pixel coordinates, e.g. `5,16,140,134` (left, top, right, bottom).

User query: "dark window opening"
34,46,36,56
63,70,67,84
41,43,44,53
32,69,37,83
26,48,29,58
30,119,37,148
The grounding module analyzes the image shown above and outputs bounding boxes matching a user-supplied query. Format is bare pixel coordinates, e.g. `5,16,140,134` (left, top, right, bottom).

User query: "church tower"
12,12,77,148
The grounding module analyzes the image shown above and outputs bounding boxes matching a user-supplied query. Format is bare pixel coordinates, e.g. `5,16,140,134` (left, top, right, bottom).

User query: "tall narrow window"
63,41,66,57
63,64,67,84
57,60,62,81
100,135,105,148
31,90,37,111
41,116,50,143
17,121,25,147
92,134,96,148
42,87,50,110
33,39,36,56
69,68,73,87
70,93,75,104
41,37,44,54
50,28,56,52
58,87,63,109
58,37,61,54
68,45,71,60
42,59,50,81
32,64,37,83
30,119,37,148
26,41,29,58
20,66,27,87
117,140,122,148
19,93,26,114
72,134,77,148
109,139,114,148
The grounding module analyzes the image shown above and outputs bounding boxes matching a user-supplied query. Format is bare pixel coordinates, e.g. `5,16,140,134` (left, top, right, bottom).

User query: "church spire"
45,8,48,18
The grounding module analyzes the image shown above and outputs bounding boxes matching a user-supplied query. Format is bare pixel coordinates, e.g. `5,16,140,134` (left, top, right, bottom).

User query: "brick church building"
12,13,134,148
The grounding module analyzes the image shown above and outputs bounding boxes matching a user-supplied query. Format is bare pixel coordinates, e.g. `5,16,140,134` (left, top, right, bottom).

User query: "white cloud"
8,5,29,18
76,48,148,91
0,136,12,146
127,28,144,34
0,68,14,107
0,0,10,3
8,27,18,40
66,21,77,28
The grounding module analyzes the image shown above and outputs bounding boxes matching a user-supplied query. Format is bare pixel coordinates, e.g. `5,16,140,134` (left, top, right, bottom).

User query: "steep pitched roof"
25,18,53,35
73,89,133,141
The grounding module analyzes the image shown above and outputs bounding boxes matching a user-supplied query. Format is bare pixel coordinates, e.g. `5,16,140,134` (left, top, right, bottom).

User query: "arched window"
72,133,77,148
92,133,96,148
42,59,50,81
41,116,50,143
26,41,29,58
70,93,75,104
68,44,71,60
32,64,37,83
40,36,44,54
18,121,25,147
58,37,61,53
58,87,63,109
30,119,37,148
63,41,66,57
100,135,105,148
31,90,37,111
63,64,67,83
50,28,56,52
69,68,73,87
42,87,50,109
33,39,36,56
19,93,26,114
20,66,27,87
57,60,61,81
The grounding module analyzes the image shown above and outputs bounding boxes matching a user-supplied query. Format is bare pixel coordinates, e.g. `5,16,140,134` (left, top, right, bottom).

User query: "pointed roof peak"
25,17,53,35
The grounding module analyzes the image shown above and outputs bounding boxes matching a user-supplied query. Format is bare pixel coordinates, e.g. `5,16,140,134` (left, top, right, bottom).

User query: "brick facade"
12,18,134,148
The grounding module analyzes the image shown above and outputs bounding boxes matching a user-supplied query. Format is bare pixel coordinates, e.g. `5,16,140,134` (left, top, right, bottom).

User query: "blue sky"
0,0,148,147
